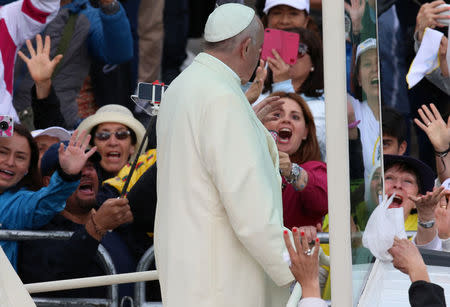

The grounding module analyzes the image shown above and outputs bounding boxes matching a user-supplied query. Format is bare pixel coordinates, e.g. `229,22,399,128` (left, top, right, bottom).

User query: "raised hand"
18,34,63,84
245,59,267,104
283,227,321,298
58,130,97,175
414,103,450,152
344,0,365,35
434,191,450,239
267,49,290,83
415,0,450,41
252,95,284,124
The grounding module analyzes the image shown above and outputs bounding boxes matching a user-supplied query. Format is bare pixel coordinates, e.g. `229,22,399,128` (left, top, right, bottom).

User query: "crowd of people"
0,0,449,306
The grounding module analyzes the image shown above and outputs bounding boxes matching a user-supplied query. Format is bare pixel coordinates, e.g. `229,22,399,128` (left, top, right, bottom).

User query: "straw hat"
77,104,146,161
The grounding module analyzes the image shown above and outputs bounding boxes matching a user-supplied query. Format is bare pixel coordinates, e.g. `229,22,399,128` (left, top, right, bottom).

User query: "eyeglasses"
95,130,131,141
298,43,309,58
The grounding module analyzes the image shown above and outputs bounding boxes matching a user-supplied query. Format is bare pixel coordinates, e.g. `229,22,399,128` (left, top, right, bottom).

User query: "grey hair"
204,15,261,53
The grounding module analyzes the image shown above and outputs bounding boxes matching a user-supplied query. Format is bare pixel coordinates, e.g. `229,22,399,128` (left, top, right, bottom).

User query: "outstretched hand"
252,95,284,124
388,237,429,282
18,34,63,84
245,59,267,104
409,186,446,221
415,0,450,41
344,0,366,35
58,130,97,175
414,103,450,152
283,227,321,298
434,191,450,239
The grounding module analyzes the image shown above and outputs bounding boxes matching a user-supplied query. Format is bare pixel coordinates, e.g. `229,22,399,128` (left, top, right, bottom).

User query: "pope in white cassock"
155,3,294,306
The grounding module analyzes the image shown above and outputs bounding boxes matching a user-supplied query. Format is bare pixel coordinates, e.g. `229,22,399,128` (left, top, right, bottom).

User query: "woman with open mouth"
77,104,146,184
0,125,96,268
254,27,326,162
347,38,380,182
262,91,327,231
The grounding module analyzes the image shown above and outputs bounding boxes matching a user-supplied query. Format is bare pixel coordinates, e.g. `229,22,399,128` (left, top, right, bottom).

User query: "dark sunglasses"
95,130,131,141
298,43,309,58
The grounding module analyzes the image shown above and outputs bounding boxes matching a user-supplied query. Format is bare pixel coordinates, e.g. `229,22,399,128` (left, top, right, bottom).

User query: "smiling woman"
0,125,96,269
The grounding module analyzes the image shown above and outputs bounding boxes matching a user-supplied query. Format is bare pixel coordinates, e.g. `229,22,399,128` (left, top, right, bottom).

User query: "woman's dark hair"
270,91,321,164
13,124,42,191
263,27,324,98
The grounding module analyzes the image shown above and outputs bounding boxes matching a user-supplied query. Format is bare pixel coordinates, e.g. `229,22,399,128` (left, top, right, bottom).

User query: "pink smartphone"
260,28,300,65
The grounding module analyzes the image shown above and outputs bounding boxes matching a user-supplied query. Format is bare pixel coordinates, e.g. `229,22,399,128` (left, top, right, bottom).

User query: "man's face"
383,134,406,155
35,135,60,168
66,161,99,212
384,165,420,219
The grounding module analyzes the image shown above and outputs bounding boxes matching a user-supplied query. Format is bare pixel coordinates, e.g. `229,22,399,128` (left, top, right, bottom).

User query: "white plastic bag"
362,194,407,261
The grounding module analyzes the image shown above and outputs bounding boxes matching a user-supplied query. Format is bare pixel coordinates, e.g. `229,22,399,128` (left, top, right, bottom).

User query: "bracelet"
434,145,450,157
90,212,107,237
285,163,302,185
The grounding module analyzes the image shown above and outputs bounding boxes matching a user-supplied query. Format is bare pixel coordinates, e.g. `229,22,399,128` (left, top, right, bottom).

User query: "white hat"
77,104,146,161
204,3,255,42
32,126,71,141
356,38,377,63
263,0,310,14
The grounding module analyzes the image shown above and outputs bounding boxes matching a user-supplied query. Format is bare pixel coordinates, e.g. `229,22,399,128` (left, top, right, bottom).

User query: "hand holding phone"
261,28,300,65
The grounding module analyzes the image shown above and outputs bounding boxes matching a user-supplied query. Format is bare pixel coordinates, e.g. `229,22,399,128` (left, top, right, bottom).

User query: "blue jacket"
0,171,79,269
64,0,133,64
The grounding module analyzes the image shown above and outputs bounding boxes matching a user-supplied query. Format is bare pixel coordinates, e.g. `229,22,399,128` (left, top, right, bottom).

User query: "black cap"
40,141,101,177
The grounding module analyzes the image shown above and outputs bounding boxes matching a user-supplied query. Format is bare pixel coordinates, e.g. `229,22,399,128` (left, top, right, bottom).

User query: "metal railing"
134,246,162,307
0,230,118,307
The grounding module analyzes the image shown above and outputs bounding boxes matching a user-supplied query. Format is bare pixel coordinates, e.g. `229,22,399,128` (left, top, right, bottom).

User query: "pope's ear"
240,37,252,58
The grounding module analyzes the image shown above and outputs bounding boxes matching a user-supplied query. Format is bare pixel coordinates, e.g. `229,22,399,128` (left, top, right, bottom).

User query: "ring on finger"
441,204,448,209
304,249,312,256
426,122,432,127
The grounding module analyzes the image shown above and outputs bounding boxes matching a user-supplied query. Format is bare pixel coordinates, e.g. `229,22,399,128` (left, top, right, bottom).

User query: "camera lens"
0,121,9,131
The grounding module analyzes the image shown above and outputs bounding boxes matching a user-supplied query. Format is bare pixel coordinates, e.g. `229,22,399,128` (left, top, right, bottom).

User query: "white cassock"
155,52,294,307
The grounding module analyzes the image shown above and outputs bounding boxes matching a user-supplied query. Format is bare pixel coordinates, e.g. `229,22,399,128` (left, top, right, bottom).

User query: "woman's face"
93,122,135,175
264,97,308,155
357,49,379,100
288,47,313,86
267,5,309,30
0,134,31,193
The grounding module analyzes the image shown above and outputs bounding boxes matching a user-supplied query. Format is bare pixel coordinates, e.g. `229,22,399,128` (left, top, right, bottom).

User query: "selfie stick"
119,81,165,198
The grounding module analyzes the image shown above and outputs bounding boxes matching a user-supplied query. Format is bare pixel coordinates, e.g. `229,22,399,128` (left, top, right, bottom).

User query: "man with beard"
18,141,134,299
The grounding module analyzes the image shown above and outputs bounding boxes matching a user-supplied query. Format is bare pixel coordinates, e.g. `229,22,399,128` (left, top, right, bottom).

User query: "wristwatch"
285,163,301,185
418,219,435,229
100,0,120,15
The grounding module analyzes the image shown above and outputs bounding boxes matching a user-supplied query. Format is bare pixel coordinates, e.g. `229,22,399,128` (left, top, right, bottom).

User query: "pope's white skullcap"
204,3,255,43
